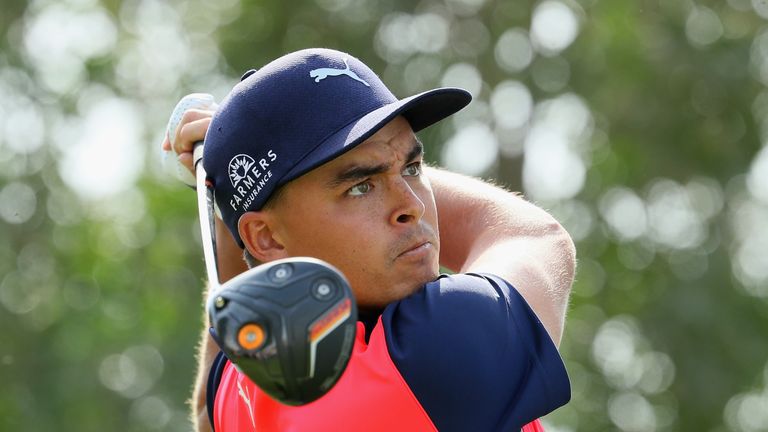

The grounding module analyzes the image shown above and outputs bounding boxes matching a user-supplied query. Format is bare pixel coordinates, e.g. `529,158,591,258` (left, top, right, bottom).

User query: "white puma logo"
309,58,370,87
237,381,257,430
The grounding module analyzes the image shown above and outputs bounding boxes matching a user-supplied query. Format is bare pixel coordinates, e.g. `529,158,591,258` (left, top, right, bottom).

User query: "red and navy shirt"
207,273,570,431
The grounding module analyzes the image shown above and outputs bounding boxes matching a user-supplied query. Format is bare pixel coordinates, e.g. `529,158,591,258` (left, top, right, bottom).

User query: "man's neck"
357,307,384,343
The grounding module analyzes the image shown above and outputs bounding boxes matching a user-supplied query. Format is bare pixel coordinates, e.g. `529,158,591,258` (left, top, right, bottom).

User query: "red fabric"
214,319,436,432
523,418,545,432
213,318,545,432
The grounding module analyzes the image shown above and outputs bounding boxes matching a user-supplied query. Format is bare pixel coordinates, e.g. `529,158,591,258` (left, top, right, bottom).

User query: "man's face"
266,116,440,309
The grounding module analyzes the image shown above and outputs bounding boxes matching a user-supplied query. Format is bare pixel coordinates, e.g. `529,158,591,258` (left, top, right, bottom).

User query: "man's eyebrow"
326,139,425,189
406,138,424,163
326,162,391,189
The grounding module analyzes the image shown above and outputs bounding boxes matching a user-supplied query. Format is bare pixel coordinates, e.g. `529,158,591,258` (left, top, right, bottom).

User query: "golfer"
163,48,575,432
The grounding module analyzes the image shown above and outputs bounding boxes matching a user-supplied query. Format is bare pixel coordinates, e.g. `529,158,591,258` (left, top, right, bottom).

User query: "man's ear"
238,211,288,262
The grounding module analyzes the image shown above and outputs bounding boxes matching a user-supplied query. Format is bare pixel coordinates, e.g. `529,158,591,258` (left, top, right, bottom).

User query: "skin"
163,112,577,432
239,117,439,309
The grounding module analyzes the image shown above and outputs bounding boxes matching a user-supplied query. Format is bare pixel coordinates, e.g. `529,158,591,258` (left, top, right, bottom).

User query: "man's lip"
398,240,431,257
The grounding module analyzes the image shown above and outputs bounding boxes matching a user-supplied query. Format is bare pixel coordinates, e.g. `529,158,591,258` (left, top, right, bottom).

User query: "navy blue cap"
203,48,472,247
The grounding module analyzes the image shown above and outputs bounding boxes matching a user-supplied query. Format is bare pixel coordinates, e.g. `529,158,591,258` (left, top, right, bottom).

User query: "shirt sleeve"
206,349,228,431
381,273,570,432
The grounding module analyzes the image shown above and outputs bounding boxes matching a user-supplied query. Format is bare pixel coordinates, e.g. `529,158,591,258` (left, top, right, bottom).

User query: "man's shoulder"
382,271,534,346
379,271,570,431
385,272,523,325
381,271,523,374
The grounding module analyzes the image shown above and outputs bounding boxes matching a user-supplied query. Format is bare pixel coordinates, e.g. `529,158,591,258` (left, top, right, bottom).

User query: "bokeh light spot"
99,345,164,398
523,125,586,201
57,98,145,200
609,392,657,432
747,145,768,204
494,28,534,73
0,182,37,224
441,62,483,98
441,122,498,176
599,187,647,242
530,1,580,56
490,81,533,130
685,6,724,47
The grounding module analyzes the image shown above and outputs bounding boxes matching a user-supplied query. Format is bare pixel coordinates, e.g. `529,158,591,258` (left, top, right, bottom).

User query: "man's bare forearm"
190,296,217,432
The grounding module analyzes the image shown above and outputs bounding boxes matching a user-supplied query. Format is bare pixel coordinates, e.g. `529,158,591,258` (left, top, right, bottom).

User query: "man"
163,48,576,431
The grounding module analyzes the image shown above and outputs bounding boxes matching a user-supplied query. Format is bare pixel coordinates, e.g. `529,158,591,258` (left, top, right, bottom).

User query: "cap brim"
282,87,471,182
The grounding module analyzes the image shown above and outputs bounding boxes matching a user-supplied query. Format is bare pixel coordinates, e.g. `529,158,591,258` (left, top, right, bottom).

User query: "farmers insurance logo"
229,154,256,187
227,150,278,211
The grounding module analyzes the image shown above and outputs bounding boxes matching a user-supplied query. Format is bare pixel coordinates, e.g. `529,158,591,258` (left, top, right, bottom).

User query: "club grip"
162,93,218,186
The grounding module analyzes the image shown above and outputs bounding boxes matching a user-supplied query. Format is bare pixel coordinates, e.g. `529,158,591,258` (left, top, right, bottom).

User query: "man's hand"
162,108,216,175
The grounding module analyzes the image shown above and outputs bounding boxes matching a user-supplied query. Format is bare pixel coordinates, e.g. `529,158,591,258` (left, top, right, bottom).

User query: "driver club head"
207,258,357,406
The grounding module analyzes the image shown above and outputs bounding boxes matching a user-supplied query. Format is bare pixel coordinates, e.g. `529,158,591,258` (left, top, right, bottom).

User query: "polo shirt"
207,273,570,431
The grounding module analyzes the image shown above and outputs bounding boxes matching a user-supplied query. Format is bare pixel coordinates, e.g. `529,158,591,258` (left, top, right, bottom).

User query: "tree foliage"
1,0,766,430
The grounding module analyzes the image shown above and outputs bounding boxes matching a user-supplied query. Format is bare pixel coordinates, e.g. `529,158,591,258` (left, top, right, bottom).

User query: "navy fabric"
202,48,471,247
207,349,229,432
206,273,570,430
382,273,570,431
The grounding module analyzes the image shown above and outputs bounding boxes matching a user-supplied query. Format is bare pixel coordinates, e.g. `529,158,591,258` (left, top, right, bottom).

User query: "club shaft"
194,142,221,291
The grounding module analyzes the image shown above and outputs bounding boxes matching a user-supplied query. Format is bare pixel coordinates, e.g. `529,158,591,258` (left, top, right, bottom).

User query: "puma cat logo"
309,58,370,87
237,381,256,430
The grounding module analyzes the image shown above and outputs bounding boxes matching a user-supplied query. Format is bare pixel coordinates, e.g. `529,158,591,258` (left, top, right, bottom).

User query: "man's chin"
406,267,440,294
355,265,439,308
420,268,440,284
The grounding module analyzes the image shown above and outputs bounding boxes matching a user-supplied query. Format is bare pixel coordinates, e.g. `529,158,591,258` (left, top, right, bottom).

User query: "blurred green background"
1,0,767,430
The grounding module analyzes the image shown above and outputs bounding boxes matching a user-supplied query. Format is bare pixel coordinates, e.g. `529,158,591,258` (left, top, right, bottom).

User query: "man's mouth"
397,239,432,258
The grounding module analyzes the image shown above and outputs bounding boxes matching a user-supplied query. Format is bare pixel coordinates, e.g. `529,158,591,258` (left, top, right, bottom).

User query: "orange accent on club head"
309,298,352,342
238,323,265,350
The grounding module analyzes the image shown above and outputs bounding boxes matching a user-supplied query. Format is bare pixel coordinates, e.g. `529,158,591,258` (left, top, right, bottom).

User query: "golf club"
165,94,357,405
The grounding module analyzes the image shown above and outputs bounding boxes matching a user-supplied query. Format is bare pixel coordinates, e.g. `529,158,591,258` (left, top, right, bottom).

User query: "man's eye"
348,182,372,196
403,162,422,177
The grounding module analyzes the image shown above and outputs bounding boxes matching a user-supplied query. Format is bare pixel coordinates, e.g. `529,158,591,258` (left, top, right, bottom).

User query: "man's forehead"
328,140,421,186
283,116,421,191
335,118,418,163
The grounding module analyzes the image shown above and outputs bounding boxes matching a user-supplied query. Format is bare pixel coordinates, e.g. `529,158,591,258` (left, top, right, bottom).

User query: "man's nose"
388,177,426,226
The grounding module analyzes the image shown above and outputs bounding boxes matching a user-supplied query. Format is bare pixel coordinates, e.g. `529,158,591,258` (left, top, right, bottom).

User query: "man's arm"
162,109,250,432
189,218,248,432
190,290,217,432
427,167,575,346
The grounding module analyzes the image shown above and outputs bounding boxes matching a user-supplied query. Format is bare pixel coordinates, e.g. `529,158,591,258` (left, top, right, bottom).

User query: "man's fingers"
171,109,215,155
178,116,213,151
162,107,214,178
161,135,172,152
178,152,194,174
